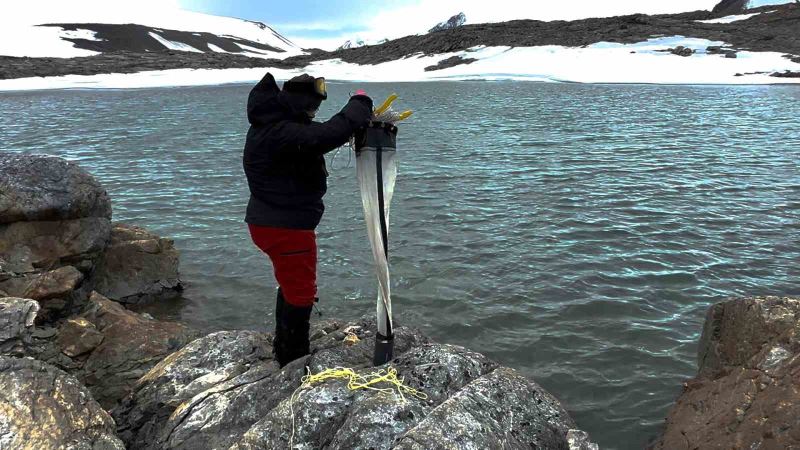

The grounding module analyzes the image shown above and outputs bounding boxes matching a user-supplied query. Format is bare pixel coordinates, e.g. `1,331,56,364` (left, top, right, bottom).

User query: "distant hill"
1,2,799,86
0,9,301,59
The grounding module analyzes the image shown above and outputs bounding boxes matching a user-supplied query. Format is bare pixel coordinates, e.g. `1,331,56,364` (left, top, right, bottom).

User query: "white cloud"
0,0,183,26
287,0,722,50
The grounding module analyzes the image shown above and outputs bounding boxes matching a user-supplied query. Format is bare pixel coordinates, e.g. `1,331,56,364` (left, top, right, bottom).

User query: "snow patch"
148,32,203,53
0,26,99,58
697,11,773,23
59,28,105,42
206,42,268,58
230,42,286,59
0,8,303,59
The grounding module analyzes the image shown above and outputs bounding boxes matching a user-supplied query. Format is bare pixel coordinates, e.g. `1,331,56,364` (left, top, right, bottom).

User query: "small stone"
343,333,360,346
0,297,40,353
0,266,83,301
57,317,104,357
331,331,346,340
31,326,58,339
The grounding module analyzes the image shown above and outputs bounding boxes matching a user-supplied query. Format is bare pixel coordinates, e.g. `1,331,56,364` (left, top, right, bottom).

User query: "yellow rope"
288,366,427,448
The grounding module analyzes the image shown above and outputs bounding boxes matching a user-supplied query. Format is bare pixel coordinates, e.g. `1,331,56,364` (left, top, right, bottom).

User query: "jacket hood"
247,72,323,126
247,72,286,126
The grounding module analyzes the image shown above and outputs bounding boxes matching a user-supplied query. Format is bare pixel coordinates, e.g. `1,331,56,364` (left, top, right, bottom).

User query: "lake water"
2,81,799,449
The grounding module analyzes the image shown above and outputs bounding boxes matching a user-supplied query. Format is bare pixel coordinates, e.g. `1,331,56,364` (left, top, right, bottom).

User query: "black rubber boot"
273,288,312,368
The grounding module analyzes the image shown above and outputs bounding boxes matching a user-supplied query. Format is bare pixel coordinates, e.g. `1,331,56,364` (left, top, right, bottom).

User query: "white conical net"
356,146,397,337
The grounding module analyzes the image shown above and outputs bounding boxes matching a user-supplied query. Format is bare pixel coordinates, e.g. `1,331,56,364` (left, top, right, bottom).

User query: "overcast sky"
178,0,728,49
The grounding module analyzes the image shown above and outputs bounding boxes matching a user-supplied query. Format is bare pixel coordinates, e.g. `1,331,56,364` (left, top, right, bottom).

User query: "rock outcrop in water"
93,223,182,304
0,154,195,408
652,296,800,449
0,154,182,314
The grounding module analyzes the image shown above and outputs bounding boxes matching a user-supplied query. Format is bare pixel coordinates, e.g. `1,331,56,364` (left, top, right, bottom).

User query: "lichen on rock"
112,316,591,450
0,355,125,449
652,296,800,449
0,297,40,356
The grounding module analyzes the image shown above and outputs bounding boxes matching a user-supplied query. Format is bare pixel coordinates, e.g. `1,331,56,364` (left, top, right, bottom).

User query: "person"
243,72,373,367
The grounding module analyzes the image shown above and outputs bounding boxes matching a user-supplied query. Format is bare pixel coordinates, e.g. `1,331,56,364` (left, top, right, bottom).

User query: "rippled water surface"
3,81,799,449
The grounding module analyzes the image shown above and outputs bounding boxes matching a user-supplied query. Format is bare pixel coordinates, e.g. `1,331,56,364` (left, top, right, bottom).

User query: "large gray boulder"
92,223,182,303
0,355,124,449
113,316,593,450
73,292,198,409
0,154,111,224
0,297,39,356
0,155,113,320
0,217,111,274
652,296,800,449
113,330,274,449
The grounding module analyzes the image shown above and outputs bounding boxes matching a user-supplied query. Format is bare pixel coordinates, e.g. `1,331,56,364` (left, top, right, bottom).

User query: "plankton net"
355,121,399,366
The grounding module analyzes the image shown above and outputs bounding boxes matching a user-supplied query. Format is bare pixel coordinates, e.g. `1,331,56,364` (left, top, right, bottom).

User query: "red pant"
248,224,317,307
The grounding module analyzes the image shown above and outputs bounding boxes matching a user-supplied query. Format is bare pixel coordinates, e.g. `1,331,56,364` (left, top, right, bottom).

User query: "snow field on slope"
0,8,302,59
148,32,203,53
697,12,771,23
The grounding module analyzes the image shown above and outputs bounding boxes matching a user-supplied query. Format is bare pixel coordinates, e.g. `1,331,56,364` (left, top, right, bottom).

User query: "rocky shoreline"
1,4,799,81
650,296,800,449
1,154,798,448
0,154,598,449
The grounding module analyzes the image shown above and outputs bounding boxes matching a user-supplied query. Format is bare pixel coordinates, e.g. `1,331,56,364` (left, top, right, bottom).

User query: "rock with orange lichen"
0,356,124,449
651,296,800,449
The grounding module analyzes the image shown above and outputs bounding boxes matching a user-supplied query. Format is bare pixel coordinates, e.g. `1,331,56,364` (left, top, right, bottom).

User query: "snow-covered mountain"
336,38,391,51
429,13,467,33
337,39,366,51
0,7,303,59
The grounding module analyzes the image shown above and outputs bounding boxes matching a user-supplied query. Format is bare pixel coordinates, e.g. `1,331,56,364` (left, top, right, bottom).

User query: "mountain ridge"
1,2,799,85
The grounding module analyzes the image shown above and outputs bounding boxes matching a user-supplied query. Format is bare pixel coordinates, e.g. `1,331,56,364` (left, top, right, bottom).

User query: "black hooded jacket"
243,73,373,229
